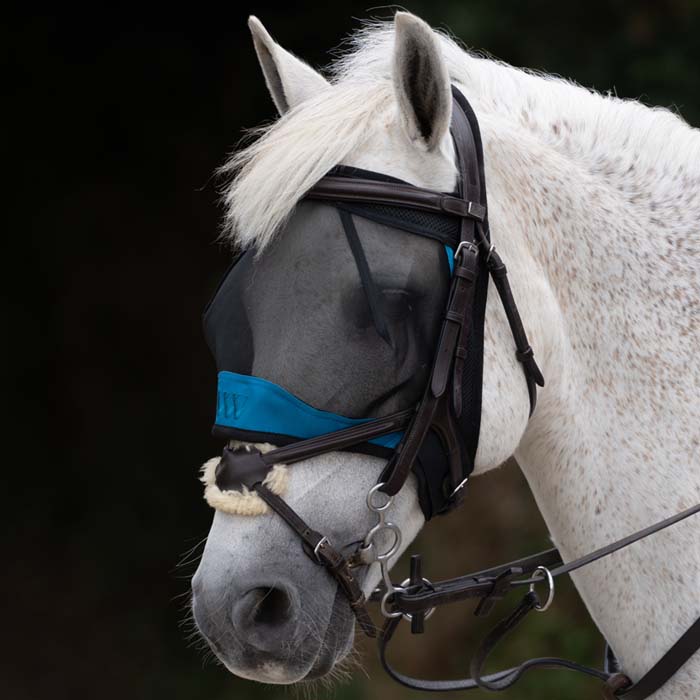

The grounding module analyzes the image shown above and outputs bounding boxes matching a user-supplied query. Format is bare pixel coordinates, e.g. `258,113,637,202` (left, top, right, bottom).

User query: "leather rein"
213,87,700,697
375,503,700,698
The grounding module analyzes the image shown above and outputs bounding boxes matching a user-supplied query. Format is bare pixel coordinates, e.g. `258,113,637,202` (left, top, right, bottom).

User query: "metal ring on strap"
363,521,402,562
367,482,393,512
529,566,555,612
381,587,406,619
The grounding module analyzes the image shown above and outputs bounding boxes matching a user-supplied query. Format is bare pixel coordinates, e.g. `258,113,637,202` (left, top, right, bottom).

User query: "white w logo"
218,390,249,419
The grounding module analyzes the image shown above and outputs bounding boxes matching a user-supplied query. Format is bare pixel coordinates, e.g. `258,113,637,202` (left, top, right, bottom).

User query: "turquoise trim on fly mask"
215,371,403,449
445,244,454,274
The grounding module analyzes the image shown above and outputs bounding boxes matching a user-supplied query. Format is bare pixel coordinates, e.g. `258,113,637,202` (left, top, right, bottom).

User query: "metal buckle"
529,566,555,612
313,536,330,563
454,240,478,262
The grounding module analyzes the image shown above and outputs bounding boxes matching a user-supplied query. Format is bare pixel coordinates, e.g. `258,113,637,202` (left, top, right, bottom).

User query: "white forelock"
219,81,394,251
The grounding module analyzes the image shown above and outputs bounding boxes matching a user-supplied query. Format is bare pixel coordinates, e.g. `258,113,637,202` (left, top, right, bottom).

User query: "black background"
6,3,699,698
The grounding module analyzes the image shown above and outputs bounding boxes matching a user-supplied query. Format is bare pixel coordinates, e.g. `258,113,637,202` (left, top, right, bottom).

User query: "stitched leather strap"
379,614,520,691
376,90,488,500
253,483,377,637
550,503,700,579
381,602,700,697
215,407,415,491
484,245,545,414
390,547,563,614
388,504,700,614
306,176,486,221
378,590,608,692
378,243,480,499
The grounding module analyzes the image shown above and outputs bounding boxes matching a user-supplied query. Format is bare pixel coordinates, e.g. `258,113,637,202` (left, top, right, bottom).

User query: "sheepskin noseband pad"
200,442,287,516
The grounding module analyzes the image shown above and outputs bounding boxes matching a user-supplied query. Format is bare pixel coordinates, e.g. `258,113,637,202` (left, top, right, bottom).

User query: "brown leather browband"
305,175,487,221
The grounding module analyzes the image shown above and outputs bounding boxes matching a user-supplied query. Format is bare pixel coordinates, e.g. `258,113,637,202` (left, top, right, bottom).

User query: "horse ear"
248,16,330,115
392,12,452,151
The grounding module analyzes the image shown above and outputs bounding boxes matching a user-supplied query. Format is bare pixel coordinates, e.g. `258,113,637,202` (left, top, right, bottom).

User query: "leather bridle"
212,86,700,697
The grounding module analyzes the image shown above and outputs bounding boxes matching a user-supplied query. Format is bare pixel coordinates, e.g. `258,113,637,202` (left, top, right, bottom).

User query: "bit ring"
399,577,436,622
367,483,393,512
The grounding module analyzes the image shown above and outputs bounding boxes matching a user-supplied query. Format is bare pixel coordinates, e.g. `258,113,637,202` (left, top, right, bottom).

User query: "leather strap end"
516,346,545,387
351,598,377,638
313,539,377,638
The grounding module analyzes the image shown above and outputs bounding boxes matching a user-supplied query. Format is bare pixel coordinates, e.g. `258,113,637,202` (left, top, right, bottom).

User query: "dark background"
6,2,699,699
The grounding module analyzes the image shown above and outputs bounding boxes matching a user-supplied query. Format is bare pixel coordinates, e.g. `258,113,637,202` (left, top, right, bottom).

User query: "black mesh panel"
338,201,460,246
203,201,451,419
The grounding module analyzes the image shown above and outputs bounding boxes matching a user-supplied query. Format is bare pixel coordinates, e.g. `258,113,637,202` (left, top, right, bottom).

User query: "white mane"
220,21,699,251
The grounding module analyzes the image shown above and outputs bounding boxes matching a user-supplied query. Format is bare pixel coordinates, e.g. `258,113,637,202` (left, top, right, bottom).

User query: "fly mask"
201,86,543,634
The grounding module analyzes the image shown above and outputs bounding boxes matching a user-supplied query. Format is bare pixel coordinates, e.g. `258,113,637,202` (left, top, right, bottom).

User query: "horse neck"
479,87,700,686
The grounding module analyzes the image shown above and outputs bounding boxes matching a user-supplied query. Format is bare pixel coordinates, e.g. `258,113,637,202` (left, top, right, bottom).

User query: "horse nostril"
252,587,292,626
236,586,294,630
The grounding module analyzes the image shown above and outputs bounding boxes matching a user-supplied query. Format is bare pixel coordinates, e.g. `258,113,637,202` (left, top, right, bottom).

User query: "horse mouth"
299,585,356,680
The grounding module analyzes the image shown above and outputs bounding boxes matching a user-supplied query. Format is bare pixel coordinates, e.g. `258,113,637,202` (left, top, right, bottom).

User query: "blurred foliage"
5,2,699,699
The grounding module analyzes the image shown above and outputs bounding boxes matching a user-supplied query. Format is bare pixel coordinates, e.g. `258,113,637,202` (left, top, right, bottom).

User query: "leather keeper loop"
516,346,534,361
487,257,508,277
455,265,477,281
446,310,465,323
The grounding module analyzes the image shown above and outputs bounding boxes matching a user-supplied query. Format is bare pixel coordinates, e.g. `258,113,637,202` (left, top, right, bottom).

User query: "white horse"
192,12,700,696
